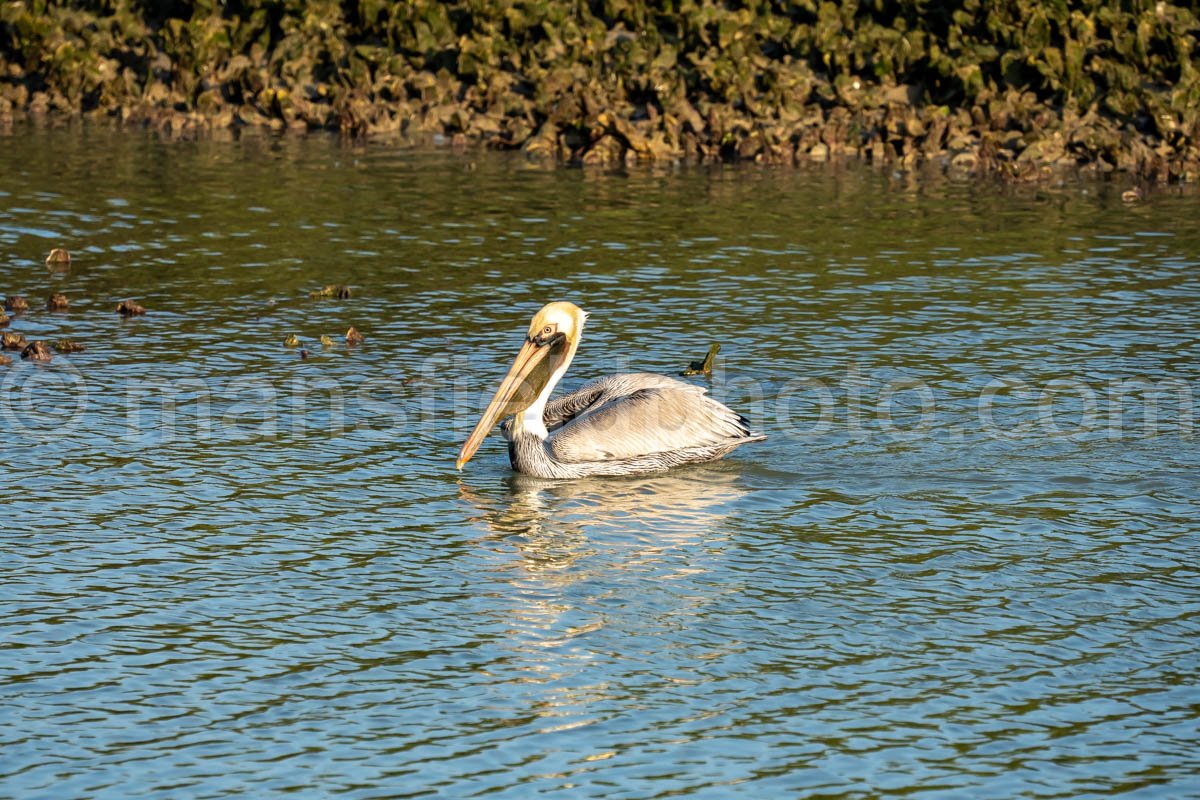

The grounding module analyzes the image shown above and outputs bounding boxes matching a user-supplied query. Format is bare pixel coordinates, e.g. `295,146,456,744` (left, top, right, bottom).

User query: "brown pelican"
456,302,765,478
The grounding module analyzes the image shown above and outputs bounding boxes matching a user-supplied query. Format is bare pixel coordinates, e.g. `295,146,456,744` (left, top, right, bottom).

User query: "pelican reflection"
459,467,752,561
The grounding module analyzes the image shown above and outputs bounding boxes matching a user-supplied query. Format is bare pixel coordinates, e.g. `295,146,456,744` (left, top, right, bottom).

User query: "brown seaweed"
45,248,71,267
20,341,52,362
116,299,147,316
310,285,352,299
681,344,721,376
1,331,28,350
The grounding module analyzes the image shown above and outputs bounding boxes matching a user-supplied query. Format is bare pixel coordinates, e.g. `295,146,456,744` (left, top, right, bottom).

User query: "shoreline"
2,3,1197,182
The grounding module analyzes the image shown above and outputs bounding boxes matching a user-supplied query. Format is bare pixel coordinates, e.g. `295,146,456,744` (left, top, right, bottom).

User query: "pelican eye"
531,324,560,346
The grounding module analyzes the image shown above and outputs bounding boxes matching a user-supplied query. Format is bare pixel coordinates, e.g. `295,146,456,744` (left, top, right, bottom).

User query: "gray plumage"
502,372,765,479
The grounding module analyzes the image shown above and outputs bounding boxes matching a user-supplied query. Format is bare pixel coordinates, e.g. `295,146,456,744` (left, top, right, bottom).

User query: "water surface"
1,124,1198,798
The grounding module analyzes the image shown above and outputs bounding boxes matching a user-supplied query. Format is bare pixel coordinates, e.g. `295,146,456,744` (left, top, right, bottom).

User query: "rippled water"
2,124,1198,798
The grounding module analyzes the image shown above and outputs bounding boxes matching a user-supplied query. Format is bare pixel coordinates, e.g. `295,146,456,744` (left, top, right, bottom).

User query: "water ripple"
1,126,1198,798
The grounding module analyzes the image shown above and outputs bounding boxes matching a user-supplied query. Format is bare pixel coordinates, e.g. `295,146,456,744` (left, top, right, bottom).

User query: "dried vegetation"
1,1,1197,179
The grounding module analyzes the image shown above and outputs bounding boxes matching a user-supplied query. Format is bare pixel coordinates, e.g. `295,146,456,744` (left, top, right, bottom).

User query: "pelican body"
457,302,765,479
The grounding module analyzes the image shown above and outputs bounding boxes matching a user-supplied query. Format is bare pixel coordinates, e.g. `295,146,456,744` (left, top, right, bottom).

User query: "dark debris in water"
45,248,71,267
2,332,28,350
20,341,52,362
116,299,146,316
681,344,721,377
310,284,352,299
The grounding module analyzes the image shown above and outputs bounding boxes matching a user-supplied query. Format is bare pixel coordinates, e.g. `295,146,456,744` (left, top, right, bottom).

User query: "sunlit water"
1,124,1198,798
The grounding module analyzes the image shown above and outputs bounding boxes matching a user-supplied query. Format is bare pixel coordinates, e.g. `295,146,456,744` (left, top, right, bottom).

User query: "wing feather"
546,373,754,463
542,381,607,432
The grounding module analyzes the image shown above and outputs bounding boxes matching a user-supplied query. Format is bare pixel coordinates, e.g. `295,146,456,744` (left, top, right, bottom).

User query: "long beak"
456,338,552,470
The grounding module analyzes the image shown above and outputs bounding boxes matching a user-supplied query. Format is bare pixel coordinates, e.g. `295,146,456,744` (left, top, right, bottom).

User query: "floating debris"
681,344,721,376
319,334,334,347
2,332,28,350
47,292,70,311
310,284,351,299
4,296,29,313
45,248,71,267
283,334,301,347
116,299,146,316
299,348,309,359
20,341,52,362
345,326,364,345
53,339,86,353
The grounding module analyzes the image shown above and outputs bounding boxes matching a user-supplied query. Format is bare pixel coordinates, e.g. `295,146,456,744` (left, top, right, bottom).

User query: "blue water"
1,125,1198,798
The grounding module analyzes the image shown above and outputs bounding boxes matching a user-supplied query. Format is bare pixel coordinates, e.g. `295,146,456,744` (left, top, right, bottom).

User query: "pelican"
456,302,765,478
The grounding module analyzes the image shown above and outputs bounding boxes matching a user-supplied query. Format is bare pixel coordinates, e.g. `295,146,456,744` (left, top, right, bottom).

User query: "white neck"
514,340,578,441
516,386,552,440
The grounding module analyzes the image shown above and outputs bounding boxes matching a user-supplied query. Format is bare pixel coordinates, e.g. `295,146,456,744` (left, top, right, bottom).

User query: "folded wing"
546,373,755,463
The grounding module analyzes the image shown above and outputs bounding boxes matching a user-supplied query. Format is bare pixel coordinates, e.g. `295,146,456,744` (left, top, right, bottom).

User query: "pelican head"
457,301,587,470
